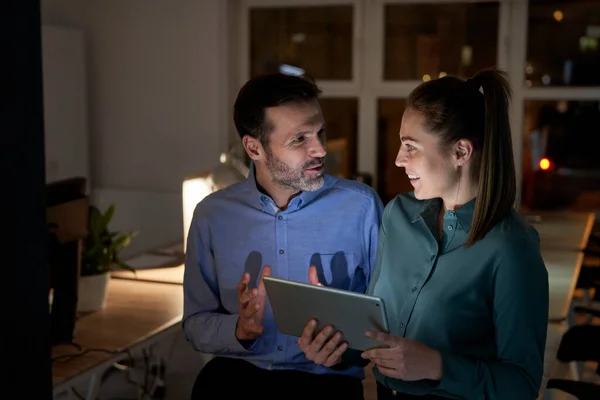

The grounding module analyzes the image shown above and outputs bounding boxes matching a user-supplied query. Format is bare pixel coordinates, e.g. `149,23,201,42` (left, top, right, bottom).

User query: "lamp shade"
182,151,249,253
182,173,214,253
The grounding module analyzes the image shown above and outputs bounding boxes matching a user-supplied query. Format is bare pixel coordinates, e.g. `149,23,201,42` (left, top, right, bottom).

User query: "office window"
377,98,411,204
527,0,600,87
320,98,358,179
384,2,499,81
250,6,354,80
521,99,600,209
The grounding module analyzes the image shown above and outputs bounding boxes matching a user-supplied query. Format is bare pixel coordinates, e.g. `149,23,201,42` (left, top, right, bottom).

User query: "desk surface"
531,211,595,251
52,279,183,387
545,250,585,321
111,263,184,284
535,211,594,321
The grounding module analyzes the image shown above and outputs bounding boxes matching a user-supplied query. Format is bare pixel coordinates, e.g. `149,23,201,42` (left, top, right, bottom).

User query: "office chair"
575,228,600,313
546,324,600,400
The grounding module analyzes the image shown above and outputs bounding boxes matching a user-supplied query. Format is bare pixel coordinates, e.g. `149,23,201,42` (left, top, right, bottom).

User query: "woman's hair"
407,69,515,246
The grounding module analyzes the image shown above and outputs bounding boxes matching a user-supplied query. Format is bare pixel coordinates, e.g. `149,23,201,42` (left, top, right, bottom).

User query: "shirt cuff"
330,348,370,371
433,351,474,395
221,313,260,353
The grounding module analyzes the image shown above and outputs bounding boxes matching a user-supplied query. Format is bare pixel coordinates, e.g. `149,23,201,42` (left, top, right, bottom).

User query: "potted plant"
77,204,138,312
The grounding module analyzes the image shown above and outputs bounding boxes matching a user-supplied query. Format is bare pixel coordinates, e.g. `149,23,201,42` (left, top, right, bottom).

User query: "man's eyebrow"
294,122,326,136
400,136,419,143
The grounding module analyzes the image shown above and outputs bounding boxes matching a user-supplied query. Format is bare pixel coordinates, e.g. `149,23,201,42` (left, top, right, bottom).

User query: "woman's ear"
242,136,264,161
454,138,474,166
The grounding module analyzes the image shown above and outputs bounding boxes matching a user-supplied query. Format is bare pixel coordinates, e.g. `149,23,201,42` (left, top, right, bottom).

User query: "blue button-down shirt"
183,168,383,379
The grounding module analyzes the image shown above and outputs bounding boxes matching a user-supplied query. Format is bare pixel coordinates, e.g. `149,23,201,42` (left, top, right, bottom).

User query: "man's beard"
265,148,325,192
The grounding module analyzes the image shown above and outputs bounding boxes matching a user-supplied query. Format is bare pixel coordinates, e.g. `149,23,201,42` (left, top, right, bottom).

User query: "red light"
539,158,551,171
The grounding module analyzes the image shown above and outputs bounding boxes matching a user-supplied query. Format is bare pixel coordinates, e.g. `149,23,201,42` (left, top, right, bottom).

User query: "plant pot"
77,272,110,312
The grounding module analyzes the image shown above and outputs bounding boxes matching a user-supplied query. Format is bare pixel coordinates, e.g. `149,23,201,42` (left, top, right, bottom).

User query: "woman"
299,70,549,399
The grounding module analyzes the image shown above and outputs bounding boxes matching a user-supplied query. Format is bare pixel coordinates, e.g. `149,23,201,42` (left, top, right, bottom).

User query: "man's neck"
254,167,299,210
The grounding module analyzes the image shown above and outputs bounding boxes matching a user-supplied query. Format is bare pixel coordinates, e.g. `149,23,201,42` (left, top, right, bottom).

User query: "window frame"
237,0,600,201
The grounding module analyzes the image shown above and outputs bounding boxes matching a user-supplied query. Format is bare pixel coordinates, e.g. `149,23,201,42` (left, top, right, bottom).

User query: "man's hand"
298,319,348,367
235,265,271,341
308,265,323,286
297,265,348,367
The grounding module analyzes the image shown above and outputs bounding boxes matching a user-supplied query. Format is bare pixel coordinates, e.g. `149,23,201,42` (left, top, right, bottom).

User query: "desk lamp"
182,150,249,252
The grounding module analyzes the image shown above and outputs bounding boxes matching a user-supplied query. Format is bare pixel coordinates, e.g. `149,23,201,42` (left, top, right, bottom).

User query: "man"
183,73,383,400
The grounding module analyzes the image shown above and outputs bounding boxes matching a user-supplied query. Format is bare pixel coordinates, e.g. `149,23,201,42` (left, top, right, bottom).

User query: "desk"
111,264,184,285
531,211,595,251
535,212,594,323
52,279,183,398
544,250,585,323
534,211,595,399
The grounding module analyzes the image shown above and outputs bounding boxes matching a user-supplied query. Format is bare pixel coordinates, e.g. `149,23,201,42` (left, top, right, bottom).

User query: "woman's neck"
441,176,478,211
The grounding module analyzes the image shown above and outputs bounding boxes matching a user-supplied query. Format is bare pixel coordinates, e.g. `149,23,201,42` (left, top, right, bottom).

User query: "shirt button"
392,390,397,396
277,345,283,351
278,215,283,220
260,204,264,209
398,322,404,328
279,249,284,254
449,212,455,217
448,225,453,231
411,286,417,292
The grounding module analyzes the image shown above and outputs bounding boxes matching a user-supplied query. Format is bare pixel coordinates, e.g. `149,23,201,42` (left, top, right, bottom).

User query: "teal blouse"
366,193,549,399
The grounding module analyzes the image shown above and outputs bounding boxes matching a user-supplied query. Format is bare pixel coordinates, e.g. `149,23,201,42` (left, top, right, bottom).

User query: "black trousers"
377,382,451,400
192,357,364,400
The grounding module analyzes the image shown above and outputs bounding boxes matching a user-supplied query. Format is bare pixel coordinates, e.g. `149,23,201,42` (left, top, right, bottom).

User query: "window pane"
522,100,600,210
250,6,353,80
320,98,358,178
377,99,412,204
384,3,499,81
527,0,600,87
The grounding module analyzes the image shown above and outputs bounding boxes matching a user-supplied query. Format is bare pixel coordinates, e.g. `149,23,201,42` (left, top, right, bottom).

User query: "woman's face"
395,108,458,201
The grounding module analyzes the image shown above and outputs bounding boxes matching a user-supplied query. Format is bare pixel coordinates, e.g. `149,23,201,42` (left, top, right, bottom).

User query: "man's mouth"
305,164,324,172
407,174,420,181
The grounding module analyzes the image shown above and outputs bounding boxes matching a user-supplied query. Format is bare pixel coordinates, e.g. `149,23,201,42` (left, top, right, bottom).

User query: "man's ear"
454,138,474,167
243,135,265,161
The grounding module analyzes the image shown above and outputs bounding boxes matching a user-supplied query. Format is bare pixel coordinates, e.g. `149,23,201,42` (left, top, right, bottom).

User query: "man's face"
262,100,327,192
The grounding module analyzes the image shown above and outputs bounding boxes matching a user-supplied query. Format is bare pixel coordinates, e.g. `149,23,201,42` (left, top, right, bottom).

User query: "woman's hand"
361,331,443,382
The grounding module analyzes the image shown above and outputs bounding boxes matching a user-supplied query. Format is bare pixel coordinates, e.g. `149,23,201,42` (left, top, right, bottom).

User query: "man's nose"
309,137,327,159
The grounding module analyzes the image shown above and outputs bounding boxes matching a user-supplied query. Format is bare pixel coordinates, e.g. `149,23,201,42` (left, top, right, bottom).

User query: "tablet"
263,276,390,351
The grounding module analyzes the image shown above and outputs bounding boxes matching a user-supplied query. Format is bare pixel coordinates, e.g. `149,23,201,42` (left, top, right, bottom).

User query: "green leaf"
114,259,136,274
89,206,105,240
103,204,115,227
81,203,138,276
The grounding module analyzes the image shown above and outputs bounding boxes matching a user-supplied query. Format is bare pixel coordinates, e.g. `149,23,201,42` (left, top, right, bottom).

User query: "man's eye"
292,136,305,143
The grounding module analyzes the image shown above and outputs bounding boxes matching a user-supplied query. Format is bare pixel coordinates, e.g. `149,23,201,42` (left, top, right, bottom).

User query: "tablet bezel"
263,276,390,351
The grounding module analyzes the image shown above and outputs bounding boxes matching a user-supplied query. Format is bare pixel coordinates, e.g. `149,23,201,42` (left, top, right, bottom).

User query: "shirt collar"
411,196,475,233
454,198,475,233
241,162,332,212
